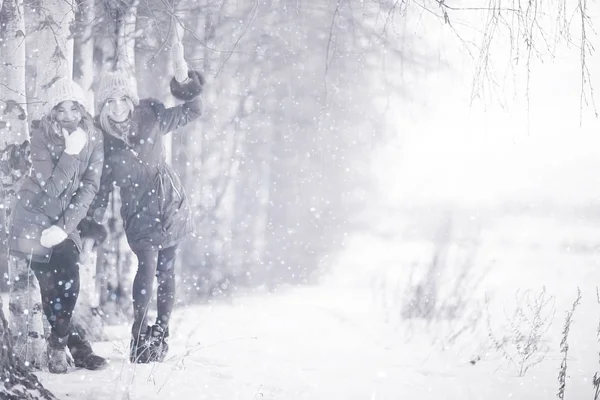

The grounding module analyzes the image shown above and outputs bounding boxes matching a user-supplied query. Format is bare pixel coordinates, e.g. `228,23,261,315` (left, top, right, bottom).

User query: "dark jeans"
30,239,80,339
131,245,177,338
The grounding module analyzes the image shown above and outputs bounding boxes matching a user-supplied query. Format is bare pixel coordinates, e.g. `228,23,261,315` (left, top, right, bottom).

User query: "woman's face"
105,96,131,123
54,101,82,132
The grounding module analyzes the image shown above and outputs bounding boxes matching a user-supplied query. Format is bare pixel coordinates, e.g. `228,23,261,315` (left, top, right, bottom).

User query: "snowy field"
29,252,600,400
30,185,600,399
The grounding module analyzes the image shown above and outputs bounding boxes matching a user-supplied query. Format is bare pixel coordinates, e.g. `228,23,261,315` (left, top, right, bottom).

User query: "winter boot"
47,333,69,374
68,332,108,370
147,324,169,362
130,326,151,364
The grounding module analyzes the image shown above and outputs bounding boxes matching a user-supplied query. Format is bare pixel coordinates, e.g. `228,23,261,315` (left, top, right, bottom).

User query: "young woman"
88,42,204,363
9,78,108,373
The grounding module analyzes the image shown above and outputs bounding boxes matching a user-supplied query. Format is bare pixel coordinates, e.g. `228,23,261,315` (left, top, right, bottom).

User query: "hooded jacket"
9,119,104,262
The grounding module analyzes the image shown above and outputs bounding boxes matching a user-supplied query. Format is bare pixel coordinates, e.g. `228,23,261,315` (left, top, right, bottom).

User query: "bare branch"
577,0,597,123
325,1,340,78
214,0,259,77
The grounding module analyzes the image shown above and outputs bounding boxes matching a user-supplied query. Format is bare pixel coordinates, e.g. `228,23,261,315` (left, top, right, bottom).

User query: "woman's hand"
63,127,88,155
40,225,68,248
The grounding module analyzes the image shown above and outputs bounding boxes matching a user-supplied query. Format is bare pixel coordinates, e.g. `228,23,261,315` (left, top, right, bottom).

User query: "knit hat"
96,70,140,112
44,78,89,115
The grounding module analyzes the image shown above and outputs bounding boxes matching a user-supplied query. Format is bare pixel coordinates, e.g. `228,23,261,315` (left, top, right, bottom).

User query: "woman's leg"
130,248,159,339
144,245,177,362
30,239,80,373
30,240,80,339
156,245,177,331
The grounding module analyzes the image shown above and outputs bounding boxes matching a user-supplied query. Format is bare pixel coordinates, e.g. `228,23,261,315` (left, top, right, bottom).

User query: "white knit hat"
96,70,140,112
44,78,89,115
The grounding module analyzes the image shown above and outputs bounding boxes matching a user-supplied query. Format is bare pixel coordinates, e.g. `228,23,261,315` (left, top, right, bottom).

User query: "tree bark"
97,192,133,324
0,294,57,399
70,238,106,341
26,0,76,120
0,0,46,369
71,0,106,342
73,0,96,113
94,0,138,320
114,0,139,73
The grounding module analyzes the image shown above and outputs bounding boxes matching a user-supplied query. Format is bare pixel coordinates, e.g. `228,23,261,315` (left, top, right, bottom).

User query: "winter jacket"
9,121,104,263
89,70,204,251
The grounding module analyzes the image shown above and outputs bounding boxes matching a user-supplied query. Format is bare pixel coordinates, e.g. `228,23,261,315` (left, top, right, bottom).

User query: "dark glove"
170,69,205,101
77,218,108,246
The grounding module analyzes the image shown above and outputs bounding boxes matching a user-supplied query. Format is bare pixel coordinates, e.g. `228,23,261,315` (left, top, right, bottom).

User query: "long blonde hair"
98,96,135,138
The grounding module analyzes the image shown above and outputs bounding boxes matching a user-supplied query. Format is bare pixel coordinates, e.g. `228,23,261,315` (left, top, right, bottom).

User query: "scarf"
107,118,136,147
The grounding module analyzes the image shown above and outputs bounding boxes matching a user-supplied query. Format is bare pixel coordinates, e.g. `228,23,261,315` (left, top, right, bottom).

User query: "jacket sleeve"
59,131,104,234
30,128,80,198
153,69,204,135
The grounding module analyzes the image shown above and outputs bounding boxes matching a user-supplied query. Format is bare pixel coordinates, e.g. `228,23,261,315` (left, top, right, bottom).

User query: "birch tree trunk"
95,0,138,321
27,0,75,120
98,192,133,324
114,0,138,73
171,7,193,193
0,0,46,369
73,0,95,113
70,0,106,342
71,239,106,341
0,294,56,399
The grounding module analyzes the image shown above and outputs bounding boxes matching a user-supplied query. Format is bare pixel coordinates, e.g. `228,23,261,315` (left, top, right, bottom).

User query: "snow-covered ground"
30,219,600,400
29,283,600,400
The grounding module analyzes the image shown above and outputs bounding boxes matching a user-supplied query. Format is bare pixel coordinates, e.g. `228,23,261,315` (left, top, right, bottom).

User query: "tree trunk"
0,0,12,293
71,0,106,342
97,191,133,324
8,258,46,368
162,7,186,166
114,0,139,73
179,4,218,295
0,0,46,369
73,0,96,113
0,295,57,399
91,0,138,320
95,0,138,321
70,238,106,341
26,0,75,120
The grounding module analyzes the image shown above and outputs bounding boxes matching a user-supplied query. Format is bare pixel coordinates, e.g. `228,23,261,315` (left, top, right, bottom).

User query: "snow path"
32,281,595,400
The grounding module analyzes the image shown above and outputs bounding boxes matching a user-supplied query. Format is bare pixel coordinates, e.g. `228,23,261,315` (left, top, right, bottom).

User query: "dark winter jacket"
89,71,204,251
9,121,104,263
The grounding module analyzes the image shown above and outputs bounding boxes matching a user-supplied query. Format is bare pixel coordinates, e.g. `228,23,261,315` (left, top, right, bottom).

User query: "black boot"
130,326,151,364
47,333,69,374
148,324,169,362
68,332,108,370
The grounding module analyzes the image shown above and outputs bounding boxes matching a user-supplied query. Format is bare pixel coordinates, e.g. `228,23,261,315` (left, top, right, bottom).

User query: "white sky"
371,1,600,207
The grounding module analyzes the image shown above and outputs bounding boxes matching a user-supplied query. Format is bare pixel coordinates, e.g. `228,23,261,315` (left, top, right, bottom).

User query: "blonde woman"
89,42,204,363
